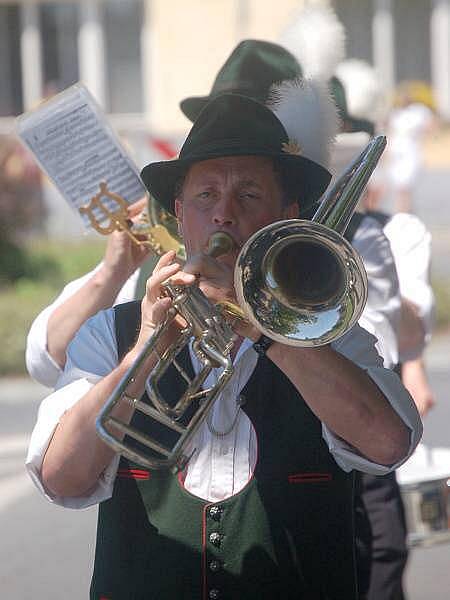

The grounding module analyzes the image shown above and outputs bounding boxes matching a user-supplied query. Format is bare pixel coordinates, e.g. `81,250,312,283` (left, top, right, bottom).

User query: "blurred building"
333,0,450,120
1,0,450,135
1,0,449,233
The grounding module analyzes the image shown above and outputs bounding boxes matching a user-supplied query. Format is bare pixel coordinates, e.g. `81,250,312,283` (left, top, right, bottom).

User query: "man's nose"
212,195,236,226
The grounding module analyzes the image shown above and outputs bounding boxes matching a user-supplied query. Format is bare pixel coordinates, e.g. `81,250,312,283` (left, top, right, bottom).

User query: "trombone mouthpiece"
206,232,235,258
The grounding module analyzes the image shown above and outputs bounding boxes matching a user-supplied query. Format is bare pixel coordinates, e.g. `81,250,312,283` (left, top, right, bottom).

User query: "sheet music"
16,83,147,230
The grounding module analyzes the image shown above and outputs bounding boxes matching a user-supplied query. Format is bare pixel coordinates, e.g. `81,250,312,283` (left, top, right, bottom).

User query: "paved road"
0,379,97,598
0,330,449,599
402,333,450,600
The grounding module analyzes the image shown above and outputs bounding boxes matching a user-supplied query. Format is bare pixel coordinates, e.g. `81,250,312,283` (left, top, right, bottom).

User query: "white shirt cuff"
25,305,63,388
25,377,119,509
323,365,422,475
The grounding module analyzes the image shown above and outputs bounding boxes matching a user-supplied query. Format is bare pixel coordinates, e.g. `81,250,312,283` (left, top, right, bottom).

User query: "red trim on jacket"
288,472,332,484
117,468,151,480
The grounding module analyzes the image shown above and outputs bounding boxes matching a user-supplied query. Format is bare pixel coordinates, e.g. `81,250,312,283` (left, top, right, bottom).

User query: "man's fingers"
151,297,173,324
183,253,233,281
154,262,181,281
154,250,177,271
167,272,197,286
146,261,196,303
146,263,179,300
148,267,196,296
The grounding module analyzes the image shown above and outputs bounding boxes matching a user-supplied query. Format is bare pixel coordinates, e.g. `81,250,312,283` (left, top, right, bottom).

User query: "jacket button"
209,506,223,521
209,589,220,599
209,560,221,572
209,532,222,547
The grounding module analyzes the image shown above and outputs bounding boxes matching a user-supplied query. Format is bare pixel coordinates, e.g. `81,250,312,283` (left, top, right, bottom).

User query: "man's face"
175,155,298,267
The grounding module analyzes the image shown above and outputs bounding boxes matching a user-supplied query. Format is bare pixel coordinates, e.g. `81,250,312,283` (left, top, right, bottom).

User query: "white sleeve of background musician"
324,323,423,475
384,213,435,360
25,308,121,509
352,215,401,369
25,264,139,388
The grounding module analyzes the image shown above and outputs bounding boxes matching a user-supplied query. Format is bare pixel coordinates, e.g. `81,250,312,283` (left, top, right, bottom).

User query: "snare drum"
397,444,450,547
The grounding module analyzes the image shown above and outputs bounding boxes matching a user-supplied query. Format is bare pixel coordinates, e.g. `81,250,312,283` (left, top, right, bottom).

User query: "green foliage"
25,238,106,283
432,277,450,332
0,237,32,284
0,283,56,376
0,238,105,376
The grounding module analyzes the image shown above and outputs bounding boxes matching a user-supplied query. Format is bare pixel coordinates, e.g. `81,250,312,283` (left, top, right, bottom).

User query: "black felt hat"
330,76,374,136
180,40,303,122
141,94,331,215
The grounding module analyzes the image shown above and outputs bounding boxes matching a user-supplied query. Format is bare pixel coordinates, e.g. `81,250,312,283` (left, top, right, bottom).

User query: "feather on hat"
279,4,346,81
267,77,340,170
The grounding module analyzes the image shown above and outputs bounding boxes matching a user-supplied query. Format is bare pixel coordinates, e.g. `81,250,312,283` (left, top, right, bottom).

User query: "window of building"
0,0,145,120
334,0,373,63
40,3,80,96
104,0,143,113
394,0,432,83
0,6,23,116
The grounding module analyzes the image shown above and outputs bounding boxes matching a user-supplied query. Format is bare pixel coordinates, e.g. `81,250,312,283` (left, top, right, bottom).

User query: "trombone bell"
235,220,367,347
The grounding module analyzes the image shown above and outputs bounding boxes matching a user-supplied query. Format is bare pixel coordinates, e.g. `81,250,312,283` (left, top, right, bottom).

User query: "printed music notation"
16,83,146,230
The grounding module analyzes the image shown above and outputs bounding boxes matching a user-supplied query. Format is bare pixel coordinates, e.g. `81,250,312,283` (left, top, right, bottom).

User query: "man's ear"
174,198,182,218
174,199,183,235
284,202,299,219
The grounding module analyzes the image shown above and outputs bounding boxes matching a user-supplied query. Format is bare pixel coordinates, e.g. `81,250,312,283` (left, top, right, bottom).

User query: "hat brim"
345,116,374,136
141,150,331,216
180,96,210,122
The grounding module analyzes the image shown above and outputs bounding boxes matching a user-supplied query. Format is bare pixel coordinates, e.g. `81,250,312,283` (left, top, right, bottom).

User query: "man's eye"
241,192,259,201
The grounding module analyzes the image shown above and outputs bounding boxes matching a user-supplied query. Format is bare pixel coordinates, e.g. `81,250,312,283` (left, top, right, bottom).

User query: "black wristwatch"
253,334,273,357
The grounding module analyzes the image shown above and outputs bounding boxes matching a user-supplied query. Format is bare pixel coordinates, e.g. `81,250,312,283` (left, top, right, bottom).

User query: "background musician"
332,66,436,600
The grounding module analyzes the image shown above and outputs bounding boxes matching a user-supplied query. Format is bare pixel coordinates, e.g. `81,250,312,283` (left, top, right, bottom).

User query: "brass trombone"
96,135,386,472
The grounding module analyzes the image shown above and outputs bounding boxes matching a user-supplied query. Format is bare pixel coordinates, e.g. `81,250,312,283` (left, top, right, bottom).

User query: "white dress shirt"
26,310,422,509
386,103,434,189
25,263,139,387
384,212,434,361
352,215,400,368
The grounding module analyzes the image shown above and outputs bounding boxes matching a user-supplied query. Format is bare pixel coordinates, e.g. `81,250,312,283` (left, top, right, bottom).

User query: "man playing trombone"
27,90,421,599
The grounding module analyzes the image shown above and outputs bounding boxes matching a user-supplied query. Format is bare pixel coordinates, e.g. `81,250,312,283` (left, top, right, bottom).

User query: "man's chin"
216,253,238,268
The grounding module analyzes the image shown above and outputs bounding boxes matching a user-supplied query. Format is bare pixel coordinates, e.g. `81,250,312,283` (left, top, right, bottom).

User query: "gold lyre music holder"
78,181,181,255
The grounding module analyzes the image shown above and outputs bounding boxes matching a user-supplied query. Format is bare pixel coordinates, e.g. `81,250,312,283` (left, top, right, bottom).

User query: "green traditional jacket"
90,301,357,600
